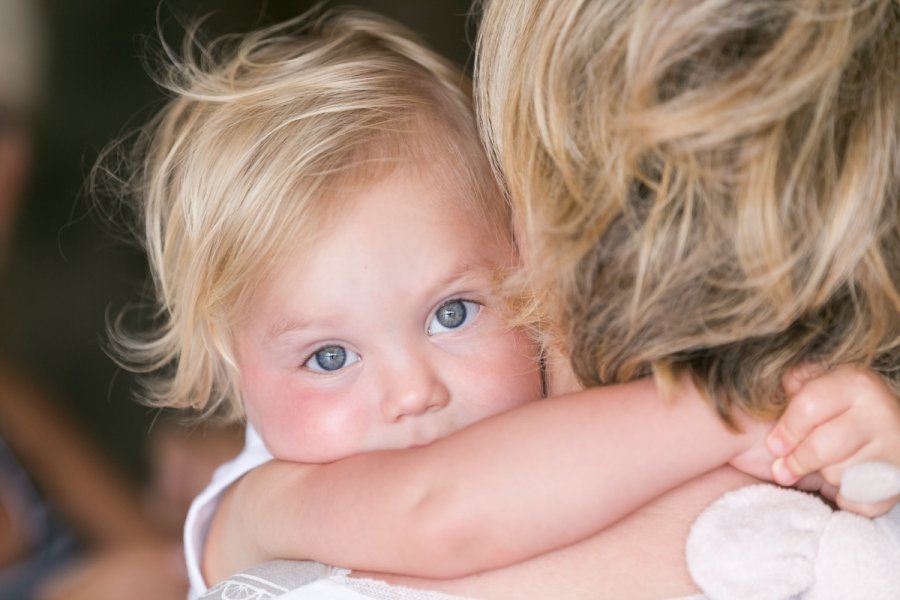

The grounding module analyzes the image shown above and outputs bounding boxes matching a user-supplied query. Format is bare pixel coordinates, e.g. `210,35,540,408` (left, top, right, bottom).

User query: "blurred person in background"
0,1,241,597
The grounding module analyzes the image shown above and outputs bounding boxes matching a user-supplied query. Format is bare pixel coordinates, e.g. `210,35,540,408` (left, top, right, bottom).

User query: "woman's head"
107,10,509,420
477,0,899,421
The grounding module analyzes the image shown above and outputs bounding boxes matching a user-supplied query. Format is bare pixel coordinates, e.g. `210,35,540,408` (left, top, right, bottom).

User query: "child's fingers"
818,479,839,502
767,380,852,459
791,472,828,493
835,494,899,518
786,461,898,517
781,363,829,397
771,413,865,485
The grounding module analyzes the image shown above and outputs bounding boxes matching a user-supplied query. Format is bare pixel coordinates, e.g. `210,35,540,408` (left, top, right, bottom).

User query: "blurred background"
0,1,474,597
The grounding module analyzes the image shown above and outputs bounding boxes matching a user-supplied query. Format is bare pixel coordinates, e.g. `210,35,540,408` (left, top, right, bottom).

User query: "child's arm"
204,375,771,582
767,364,900,517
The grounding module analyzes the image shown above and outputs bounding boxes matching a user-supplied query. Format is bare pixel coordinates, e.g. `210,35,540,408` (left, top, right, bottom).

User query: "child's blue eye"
305,345,360,372
428,299,481,334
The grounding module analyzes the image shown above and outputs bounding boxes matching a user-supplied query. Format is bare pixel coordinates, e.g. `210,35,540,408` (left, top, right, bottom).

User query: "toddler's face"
234,168,542,463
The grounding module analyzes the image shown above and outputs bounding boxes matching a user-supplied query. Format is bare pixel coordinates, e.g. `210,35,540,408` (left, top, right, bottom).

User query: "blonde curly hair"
100,9,506,421
477,0,899,422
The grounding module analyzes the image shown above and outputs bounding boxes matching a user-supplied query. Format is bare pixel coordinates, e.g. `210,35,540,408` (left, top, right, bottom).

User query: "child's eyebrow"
265,315,341,342
265,317,308,342
423,260,498,299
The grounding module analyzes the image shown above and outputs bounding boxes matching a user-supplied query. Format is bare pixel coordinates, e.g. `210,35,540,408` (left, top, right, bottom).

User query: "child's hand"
767,364,900,517
727,415,780,482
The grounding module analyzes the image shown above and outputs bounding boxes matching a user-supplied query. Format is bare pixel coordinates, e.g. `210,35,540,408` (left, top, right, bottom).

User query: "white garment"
184,424,274,600
279,580,389,600
277,570,705,600
201,560,706,600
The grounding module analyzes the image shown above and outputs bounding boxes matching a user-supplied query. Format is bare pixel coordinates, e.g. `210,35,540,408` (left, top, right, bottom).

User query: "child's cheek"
256,382,370,464
464,330,543,417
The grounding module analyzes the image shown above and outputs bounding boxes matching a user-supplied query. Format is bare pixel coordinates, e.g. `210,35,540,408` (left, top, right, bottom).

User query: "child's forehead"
229,123,512,316
326,137,499,213
251,161,504,291
331,162,500,234
248,166,513,326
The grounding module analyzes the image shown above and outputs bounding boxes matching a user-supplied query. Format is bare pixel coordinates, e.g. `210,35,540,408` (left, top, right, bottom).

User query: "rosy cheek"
263,401,315,459
477,334,542,411
257,384,370,463
238,359,306,457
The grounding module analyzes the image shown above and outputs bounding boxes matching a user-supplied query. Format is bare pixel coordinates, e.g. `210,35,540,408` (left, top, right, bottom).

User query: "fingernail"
772,458,794,485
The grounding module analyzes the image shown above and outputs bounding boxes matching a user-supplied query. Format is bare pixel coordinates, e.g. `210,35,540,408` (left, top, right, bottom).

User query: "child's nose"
380,361,451,422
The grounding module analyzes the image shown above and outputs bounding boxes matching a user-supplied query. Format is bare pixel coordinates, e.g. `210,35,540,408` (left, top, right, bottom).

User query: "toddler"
102,9,900,598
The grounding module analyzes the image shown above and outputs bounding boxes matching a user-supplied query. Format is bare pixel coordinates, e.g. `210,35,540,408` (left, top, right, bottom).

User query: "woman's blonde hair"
477,0,899,422
100,9,505,421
